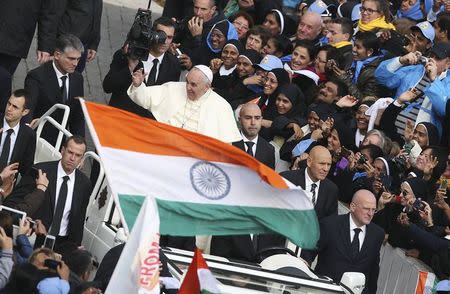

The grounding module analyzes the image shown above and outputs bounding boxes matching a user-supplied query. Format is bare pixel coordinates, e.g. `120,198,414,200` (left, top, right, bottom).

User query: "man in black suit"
56,0,103,72
25,34,85,145
103,17,181,118
8,135,92,249
0,89,36,176
256,145,339,256
0,0,56,111
234,102,275,169
210,103,275,262
312,189,384,294
280,145,338,220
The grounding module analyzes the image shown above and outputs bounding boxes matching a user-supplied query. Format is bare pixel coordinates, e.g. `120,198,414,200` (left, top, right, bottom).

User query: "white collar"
2,118,20,135
219,64,236,76
52,61,68,80
147,52,165,64
349,213,366,234
242,133,258,144
57,161,76,182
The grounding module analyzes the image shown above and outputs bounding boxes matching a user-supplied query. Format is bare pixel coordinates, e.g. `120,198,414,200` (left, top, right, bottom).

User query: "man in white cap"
128,64,241,143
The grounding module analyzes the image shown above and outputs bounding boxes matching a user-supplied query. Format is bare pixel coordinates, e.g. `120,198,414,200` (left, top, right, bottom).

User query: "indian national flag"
179,248,221,294
415,271,438,294
81,100,319,248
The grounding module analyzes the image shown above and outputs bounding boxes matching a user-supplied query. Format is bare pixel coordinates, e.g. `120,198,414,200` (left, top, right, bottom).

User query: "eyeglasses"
233,21,249,31
360,6,379,14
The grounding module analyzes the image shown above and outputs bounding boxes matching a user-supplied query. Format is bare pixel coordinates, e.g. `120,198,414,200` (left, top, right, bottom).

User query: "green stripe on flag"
157,199,319,249
118,194,146,229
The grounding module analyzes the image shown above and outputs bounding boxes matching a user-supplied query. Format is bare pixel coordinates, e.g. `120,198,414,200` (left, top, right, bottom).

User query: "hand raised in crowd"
179,54,193,70
36,169,49,192
320,117,334,138
131,68,146,87
397,212,410,227
399,51,421,65
378,191,393,210
378,29,392,43
209,58,223,74
243,75,264,86
336,95,358,108
0,162,19,182
418,201,433,226
330,63,345,77
434,189,449,210
57,260,71,281
18,218,32,236
363,161,376,178
34,220,48,236
397,88,420,105
287,123,304,140
188,16,204,37
0,227,12,250
37,50,52,64
291,153,309,170
261,119,272,128
372,177,383,195
425,59,438,81
403,119,414,142
422,155,438,179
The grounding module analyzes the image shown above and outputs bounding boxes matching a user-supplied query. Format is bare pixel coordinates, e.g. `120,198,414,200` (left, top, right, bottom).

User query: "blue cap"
436,280,450,291
308,0,331,15
254,55,283,71
351,3,362,21
411,21,435,44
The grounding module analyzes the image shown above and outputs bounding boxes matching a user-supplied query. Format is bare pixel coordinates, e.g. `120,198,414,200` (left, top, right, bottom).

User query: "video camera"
126,9,166,61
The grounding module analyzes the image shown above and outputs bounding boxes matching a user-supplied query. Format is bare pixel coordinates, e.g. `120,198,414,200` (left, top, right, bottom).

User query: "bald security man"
233,103,275,169
280,145,338,220
311,190,384,294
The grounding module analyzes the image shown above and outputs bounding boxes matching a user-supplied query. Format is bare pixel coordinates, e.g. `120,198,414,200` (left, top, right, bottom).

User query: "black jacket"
103,49,181,118
0,0,57,58
10,160,92,245
56,0,103,50
232,137,275,169
24,61,85,143
314,213,384,294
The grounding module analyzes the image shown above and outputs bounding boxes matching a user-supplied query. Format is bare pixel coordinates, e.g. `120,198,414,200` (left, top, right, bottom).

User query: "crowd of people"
0,0,450,292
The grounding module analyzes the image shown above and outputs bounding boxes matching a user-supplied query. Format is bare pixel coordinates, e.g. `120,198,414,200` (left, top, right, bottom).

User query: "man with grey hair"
25,34,85,144
295,11,324,45
128,65,240,143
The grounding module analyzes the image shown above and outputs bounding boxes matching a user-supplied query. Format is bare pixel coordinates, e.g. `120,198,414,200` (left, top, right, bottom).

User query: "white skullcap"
193,65,213,84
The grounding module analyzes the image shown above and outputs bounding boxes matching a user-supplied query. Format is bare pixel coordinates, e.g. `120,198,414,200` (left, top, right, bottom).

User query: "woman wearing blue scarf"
190,19,239,67
330,31,391,100
396,0,423,21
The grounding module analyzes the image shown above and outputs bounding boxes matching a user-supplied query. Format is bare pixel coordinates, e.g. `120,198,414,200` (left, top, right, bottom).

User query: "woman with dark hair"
260,83,307,141
331,31,390,100
262,35,293,58
285,40,320,103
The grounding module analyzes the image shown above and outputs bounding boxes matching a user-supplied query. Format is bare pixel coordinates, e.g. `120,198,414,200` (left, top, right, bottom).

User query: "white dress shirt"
304,168,320,204
0,119,20,165
349,214,366,250
143,53,165,83
53,161,76,236
52,62,69,98
242,133,258,156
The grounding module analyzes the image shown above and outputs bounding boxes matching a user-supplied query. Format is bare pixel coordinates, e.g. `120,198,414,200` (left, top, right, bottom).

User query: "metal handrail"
35,103,71,150
82,151,105,202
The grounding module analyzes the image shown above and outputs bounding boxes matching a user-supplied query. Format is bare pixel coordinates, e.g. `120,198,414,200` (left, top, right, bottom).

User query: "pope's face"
186,69,210,100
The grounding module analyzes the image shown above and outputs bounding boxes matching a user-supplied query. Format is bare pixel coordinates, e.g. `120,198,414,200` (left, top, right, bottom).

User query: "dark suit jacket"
280,168,338,220
314,214,384,294
103,49,181,118
24,61,85,143
232,137,275,169
0,119,36,176
8,160,92,244
56,0,103,50
0,0,56,58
